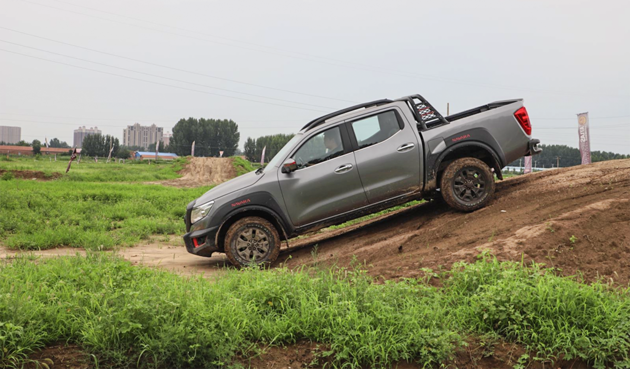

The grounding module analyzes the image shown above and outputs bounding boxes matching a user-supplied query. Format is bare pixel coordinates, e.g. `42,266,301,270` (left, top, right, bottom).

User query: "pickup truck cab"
183,94,541,266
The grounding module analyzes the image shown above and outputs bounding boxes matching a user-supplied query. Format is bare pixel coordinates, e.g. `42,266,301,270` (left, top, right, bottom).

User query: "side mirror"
281,159,297,173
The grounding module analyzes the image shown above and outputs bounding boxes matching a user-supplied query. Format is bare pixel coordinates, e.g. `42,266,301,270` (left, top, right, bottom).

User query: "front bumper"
183,226,220,257
527,138,542,156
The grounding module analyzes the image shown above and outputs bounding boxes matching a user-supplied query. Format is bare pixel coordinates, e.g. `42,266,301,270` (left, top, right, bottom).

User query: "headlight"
190,201,214,224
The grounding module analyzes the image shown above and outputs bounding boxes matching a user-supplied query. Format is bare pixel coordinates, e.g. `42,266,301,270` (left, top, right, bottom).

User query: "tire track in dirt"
278,159,630,285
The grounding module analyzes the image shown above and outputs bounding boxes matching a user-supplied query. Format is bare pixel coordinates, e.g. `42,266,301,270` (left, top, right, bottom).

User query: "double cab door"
278,108,422,228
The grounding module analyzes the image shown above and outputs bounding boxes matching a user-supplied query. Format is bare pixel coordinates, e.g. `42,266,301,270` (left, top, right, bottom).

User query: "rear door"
278,125,368,227
348,109,422,204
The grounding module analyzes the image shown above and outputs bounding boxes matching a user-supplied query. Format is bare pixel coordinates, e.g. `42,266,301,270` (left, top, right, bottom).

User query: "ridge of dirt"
152,157,236,187
0,169,62,181
278,159,630,285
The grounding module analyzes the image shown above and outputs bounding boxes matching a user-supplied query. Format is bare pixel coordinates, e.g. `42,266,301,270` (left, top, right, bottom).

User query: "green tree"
49,138,70,148
116,147,131,159
82,134,120,157
32,140,41,155
170,118,240,157
147,141,168,153
509,144,629,168
244,134,295,163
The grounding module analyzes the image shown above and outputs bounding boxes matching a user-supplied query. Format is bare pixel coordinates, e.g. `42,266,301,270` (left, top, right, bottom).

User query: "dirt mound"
157,157,237,187
0,169,61,181
279,159,630,286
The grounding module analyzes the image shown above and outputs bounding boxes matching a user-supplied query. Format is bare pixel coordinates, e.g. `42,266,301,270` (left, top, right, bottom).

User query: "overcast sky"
1,0,629,155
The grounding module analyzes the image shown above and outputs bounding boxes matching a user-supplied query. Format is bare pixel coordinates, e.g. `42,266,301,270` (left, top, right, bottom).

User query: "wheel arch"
432,141,503,190
215,206,289,251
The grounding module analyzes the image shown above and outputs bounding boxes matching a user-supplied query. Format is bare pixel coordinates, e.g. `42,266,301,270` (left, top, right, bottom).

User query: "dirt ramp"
159,157,236,187
280,159,630,285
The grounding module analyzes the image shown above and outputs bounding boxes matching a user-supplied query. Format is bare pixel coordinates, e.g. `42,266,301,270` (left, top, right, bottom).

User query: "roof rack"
394,94,448,130
301,99,392,131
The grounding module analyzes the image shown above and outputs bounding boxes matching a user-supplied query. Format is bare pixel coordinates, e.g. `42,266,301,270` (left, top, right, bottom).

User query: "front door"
349,109,422,204
278,126,368,227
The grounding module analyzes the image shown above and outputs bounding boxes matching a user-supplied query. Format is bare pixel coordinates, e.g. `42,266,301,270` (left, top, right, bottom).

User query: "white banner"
577,112,592,165
191,141,195,157
260,146,266,166
524,156,532,174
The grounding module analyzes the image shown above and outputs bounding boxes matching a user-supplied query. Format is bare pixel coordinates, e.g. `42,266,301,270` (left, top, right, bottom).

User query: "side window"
351,110,401,149
293,127,344,169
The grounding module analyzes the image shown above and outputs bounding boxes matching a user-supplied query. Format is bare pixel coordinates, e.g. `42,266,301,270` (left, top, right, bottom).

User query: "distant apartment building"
0,126,21,144
123,123,163,149
74,126,101,148
162,132,172,147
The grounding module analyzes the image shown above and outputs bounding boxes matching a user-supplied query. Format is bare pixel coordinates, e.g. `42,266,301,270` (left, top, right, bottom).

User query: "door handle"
334,164,353,174
397,143,415,152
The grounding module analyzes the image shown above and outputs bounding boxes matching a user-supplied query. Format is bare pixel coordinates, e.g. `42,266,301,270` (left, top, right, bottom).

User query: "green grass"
0,180,209,250
0,156,209,250
231,156,255,176
0,156,186,182
1,254,629,369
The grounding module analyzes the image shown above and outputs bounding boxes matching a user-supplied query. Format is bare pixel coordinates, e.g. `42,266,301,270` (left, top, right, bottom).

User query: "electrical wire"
0,48,330,113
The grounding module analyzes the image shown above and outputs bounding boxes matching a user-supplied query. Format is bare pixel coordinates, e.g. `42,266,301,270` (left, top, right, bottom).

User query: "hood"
195,171,264,204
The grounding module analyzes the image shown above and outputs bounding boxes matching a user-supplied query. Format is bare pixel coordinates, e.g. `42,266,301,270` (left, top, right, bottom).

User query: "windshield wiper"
255,166,264,175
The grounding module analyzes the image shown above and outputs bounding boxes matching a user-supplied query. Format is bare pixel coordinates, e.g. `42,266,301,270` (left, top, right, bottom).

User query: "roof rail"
301,99,392,131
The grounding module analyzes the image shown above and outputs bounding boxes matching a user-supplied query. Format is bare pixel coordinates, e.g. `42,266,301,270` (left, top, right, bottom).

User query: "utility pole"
556,156,561,168
447,103,450,116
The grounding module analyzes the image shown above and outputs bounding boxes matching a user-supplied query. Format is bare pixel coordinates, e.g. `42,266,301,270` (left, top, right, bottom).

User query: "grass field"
0,156,186,182
0,157,209,250
1,254,628,369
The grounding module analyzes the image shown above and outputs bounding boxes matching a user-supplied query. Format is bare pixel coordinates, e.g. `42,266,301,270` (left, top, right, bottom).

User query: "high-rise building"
0,126,21,144
162,132,172,147
123,123,163,149
74,126,101,148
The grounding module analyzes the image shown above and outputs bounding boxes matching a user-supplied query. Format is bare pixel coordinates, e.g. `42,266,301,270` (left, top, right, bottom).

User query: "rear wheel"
224,217,281,267
440,157,495,212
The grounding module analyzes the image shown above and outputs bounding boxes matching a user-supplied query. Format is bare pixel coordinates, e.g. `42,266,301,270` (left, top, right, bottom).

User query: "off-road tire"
224,217,281,267
440,157,495,212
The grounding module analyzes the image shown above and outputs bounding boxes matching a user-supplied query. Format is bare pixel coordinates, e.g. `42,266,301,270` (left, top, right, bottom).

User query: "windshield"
263,133,303,173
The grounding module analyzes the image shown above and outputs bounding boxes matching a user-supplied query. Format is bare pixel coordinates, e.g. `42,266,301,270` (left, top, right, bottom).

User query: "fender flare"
215,205,291,247
428,141,504,190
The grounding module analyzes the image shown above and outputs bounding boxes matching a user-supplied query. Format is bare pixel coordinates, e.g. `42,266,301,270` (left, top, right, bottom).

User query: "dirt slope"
157,157,236,187
278,159,630,285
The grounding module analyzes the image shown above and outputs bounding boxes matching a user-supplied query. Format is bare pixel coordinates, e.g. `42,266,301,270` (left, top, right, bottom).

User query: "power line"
8,0,628,98
0,39,337,110
0,26,356,104
0,112,298,123
0,118,298,129
0,48,330,113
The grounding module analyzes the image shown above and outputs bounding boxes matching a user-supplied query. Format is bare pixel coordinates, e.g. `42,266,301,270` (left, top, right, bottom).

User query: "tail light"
514,107,531,135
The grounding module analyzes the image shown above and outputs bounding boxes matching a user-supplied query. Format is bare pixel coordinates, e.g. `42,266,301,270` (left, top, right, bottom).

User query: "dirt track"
279,159,630,285
155,157,236,187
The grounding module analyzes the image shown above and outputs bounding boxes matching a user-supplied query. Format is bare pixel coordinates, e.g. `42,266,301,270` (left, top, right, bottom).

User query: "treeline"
170,118,239,157
0,138,69,148
509,144,629,167
244,134,294,163
82,134,122,158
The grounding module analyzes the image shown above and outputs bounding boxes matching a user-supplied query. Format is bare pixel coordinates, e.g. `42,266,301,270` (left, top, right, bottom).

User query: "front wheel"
440,157,495,212
224,217,281,267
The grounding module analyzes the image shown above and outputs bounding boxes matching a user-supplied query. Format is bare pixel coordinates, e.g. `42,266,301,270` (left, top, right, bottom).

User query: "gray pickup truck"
183,94,541,266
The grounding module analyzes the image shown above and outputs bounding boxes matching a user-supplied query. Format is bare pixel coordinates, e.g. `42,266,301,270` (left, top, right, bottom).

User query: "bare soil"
278,159,630,286
153,157,236,187
0,169,62,181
